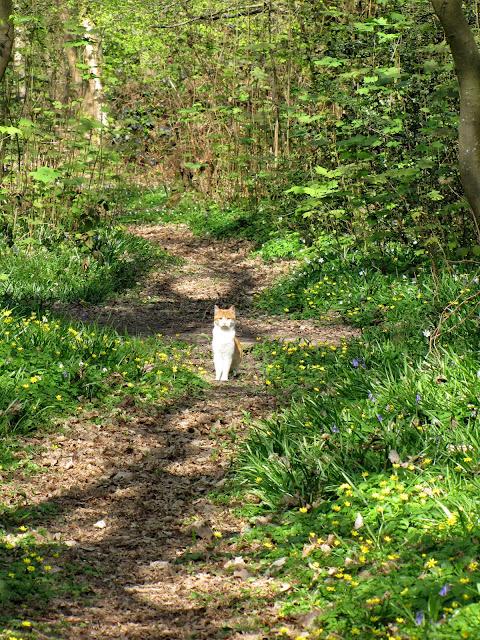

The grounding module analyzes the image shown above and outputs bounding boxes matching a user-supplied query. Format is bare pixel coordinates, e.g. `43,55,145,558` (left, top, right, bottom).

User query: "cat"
212,305,242,381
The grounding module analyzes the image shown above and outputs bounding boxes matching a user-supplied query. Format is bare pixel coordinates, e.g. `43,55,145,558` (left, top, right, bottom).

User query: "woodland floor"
2,224,357,639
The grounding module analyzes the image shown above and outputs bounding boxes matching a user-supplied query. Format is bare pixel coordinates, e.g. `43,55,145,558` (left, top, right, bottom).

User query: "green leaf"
0,126,22,137
314,56,344,68
29,167,61,184
354,22,375,32
427,190,444,201
314,166,345,178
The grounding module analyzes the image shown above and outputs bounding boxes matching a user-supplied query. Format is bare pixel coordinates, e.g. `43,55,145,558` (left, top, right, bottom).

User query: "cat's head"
214,304,236,329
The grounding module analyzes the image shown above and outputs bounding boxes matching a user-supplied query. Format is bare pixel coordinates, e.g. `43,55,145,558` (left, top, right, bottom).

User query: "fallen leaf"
149,560,171,570
302,542,317,558
270,556,287,569
388,449,401,464
64,540,77,547
62,457,74,470
233,567,252,580
224,556,246,571
297,609,323,628
93,519,106,529
43,457,59,467
188,519,213,541
112,471,134,482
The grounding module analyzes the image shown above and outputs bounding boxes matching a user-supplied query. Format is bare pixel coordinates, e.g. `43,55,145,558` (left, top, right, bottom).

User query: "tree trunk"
13,25,26,100
0,0,13,82
431,0,480,237
82,18,107,125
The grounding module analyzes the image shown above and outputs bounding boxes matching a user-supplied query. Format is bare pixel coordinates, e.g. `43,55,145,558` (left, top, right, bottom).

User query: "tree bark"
431,0,480,236
82,17,107,125
13,24,26,100
0,0,13,82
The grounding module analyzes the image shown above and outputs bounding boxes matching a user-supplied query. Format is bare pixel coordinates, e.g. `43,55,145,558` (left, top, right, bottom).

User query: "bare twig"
430,285,480,350
155,3,269,28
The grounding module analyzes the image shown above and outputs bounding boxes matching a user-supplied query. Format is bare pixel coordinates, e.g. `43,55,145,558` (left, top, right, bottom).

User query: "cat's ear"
229,305,235,311
214,304,219,312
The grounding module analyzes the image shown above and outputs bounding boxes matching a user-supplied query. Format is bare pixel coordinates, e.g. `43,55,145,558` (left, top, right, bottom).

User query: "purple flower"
439,584,450,597
331,424,340,433
352,358,359,369
376,414,383,423
416,393,422,404
368,391,376,403
415,611,425,626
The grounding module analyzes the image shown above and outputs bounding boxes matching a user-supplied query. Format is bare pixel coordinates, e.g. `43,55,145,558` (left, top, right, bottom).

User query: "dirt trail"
2,224,357,639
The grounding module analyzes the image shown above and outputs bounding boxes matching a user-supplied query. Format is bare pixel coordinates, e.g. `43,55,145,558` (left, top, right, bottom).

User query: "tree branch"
155,3,269,28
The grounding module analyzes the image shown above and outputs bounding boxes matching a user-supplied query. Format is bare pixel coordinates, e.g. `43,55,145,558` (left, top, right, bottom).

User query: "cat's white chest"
212,325,235,353
212,325,236,381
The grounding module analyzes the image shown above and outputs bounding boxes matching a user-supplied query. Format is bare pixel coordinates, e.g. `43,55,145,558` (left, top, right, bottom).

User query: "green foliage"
0,306,203,437
242,256,480,504
255,232,309,262
89,0,477,259
235,251,480,638
0,226,171,306
235,479,480,638
119,189,271,242
0,531,78,629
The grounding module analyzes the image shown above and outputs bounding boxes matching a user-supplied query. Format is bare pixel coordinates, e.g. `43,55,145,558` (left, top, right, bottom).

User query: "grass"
0,535,73,638
0,225,172,307
2,183,480,638
116,186,275,243
228,246,480,638
0,306,205,443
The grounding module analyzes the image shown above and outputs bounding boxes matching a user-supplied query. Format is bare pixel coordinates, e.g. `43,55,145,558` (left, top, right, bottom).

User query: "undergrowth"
0,307,204,445
233,248,480,639
0,225,171,306
116,187,274,243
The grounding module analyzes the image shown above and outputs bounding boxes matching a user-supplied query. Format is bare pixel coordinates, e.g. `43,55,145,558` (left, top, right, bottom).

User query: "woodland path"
2,224,357,639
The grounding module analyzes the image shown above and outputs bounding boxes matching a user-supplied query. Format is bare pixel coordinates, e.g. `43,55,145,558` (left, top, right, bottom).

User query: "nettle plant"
283,2,472,259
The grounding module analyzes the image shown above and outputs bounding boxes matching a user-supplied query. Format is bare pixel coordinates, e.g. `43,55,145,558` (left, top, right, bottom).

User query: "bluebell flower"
368,391,376,402
376,414,383,423
352,358,359,369
331,424,340,433
439,584,450,597
416,393,422,404
415,611,424,626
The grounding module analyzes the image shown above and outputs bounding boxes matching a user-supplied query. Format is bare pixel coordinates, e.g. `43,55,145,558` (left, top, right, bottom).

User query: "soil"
2,224,358,639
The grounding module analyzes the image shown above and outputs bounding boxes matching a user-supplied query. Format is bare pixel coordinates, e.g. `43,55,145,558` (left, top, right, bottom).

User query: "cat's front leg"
213,353,223,381
220,354,232,381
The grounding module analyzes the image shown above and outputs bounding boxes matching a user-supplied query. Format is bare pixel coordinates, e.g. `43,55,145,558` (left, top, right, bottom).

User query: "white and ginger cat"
212,305,242,381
